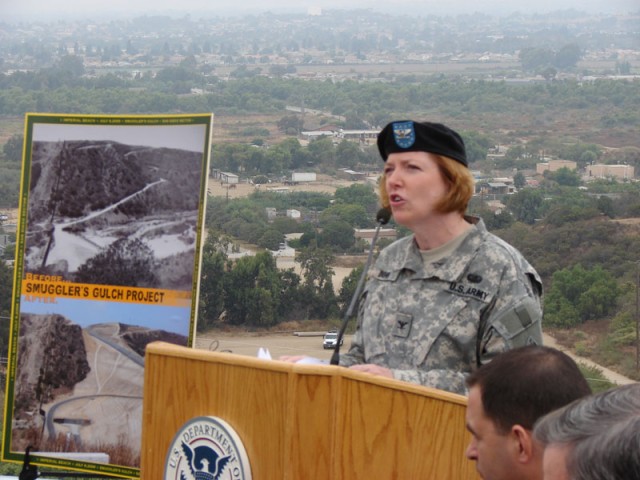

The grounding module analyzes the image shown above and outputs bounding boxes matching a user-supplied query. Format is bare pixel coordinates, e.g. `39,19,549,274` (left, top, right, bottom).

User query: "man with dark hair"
534,382,640,480
464,345,591,480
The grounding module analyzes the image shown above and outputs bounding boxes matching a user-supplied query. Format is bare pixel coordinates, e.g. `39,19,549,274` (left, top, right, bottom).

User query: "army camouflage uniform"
339,216,543,395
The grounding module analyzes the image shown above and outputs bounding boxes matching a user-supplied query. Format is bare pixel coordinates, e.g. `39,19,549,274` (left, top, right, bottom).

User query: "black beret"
377,120,467,167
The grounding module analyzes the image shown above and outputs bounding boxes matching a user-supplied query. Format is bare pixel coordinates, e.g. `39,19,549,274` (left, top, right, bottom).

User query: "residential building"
536,159,577,174
586,164,634,180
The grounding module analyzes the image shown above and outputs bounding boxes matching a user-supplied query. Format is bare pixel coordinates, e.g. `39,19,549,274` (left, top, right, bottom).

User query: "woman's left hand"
349,363,393,378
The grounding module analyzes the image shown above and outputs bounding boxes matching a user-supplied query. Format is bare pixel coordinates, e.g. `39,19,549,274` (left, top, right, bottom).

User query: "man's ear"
510,425,535,463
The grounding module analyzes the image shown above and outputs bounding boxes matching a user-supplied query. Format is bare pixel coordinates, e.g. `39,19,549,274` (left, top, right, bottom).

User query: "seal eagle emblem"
164,416,252,480
180,441,231,480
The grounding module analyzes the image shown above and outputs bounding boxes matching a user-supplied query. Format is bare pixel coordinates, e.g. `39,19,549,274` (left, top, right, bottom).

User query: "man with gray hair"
533,382,640,480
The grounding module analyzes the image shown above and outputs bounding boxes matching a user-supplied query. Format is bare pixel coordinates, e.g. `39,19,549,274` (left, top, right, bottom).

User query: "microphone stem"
330,220,385,365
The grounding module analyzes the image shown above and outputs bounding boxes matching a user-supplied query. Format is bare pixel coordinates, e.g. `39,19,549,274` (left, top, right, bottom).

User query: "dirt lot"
194,330,352,362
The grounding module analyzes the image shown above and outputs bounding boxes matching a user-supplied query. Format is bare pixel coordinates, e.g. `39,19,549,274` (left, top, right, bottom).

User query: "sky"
1,0,638,21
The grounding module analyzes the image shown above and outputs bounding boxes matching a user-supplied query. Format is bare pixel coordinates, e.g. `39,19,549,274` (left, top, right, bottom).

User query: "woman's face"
383,150,448,229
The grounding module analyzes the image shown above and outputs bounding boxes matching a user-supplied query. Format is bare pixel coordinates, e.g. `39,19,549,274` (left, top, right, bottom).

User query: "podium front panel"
141,342,480,480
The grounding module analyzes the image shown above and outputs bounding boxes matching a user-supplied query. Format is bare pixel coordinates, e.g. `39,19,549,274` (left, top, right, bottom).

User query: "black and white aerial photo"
24,121,209,290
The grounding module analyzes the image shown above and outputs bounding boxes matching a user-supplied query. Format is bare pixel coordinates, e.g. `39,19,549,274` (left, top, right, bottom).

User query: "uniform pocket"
410,294,472,365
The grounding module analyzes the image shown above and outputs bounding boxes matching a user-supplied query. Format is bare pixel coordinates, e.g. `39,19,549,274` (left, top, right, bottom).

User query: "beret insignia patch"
392,121,415,149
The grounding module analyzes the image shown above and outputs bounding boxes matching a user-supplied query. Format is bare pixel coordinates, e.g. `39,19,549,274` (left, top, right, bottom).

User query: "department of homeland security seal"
164,416,252,480
392,121,415,149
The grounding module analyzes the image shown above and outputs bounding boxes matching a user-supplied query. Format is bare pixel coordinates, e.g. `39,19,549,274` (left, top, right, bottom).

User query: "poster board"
2,113,213,478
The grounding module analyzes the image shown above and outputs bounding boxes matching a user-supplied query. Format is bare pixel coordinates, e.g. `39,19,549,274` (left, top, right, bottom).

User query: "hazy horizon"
2,0,638,22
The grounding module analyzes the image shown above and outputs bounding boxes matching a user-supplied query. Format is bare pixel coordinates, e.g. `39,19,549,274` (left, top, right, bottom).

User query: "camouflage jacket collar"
379,215,487,283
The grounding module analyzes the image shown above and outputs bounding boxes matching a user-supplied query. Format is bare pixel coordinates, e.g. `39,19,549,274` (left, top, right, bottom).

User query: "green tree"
577,279,619,321
212,143,257,173
277,114,304,135
513,171,526,189
557,143,601,165
320,203,369,228
180,54,197,69
258,228,284,251
544,264,619,328
544,288,580,328
473,205,514,230
506,189,544,225
553,44,582,70
503,144,539,169
549,167,581,186
0,261,12,357
544,204,600,227
616,61,632,75
1,243,16,261
337,264,364,318
307,137,335,166
596,195,615,218
580,150,597,165
334,183,378,217
607,311,635,348
277,268,304,321
2,134,23,162
274,138,309,170
335,139,365,169
56,55,85,77
155,66,201,82
271,216,301,234
541,67,557,81
0,166,20,208
461,131,493,164
318,219,355,251
197,233,229,331
296,247,338,319
542,190,600,227
519,47,554,72
224,252,281,327
297,226,319,249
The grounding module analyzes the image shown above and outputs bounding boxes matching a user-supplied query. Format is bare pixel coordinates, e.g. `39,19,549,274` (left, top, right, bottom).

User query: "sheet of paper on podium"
256,347,328,364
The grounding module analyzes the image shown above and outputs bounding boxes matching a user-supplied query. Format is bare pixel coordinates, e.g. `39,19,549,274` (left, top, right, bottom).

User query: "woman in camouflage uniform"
338,120,543,395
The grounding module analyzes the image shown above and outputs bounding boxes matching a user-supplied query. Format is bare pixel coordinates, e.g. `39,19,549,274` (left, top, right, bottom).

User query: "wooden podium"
140,342,480,479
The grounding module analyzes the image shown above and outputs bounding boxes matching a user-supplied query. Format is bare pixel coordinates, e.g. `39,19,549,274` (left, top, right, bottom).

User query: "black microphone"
330,207,392,365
